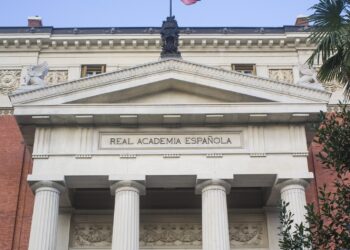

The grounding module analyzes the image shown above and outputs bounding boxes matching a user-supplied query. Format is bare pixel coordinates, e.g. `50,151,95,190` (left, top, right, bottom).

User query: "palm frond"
307,0,350,100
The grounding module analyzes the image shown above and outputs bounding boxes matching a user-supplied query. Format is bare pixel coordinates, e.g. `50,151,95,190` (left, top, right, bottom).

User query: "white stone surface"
28,181,64,250
280,179,309,226
265,207,281,250
0,94,12,107
56,213,71,250
111,181,145,250
197,180,231,250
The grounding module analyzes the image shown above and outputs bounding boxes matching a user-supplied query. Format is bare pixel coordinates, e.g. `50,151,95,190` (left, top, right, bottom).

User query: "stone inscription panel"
99,132,243,151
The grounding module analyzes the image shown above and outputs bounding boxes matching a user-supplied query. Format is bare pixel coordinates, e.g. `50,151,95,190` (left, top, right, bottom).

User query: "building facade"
0,17,344,250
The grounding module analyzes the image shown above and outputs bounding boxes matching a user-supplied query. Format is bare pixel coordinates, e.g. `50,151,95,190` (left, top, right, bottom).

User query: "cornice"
0,32,313,51
10,59,331,105
0,107,13,115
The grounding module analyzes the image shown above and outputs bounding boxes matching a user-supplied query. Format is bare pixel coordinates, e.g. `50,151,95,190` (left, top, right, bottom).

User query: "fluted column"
196,179,231,250
28,181,65,250
280,179,309,226
111,180,145,250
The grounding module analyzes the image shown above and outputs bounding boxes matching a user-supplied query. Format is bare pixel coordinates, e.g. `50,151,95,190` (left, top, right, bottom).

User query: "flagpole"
170,0,173,16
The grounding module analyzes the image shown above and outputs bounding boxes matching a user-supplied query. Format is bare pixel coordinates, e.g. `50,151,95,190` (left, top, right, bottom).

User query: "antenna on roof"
170,0,173,17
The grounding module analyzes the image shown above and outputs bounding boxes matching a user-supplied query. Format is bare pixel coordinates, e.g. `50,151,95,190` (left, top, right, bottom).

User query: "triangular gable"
10,59,331,105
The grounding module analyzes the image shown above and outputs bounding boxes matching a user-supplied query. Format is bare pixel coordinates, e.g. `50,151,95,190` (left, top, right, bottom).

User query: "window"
231,64,256,75
81,65,106,77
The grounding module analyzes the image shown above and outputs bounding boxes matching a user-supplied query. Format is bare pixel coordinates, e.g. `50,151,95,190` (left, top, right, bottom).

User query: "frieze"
72,224,112,248
45,70,68,85
0,69,21,95
269,69,294,84
71,222,266,248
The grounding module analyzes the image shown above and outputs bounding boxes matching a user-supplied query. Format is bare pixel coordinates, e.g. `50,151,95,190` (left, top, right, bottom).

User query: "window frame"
81,64,106,78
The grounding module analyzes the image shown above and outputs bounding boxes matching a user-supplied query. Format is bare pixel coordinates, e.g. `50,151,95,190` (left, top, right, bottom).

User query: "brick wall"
306,142,338,211
0,115,33,250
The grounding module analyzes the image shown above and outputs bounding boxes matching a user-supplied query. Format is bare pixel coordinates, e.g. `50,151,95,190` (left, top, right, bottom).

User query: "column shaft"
280,179,308,226
199,180,231,250
28,183,63,250
111,181,144,250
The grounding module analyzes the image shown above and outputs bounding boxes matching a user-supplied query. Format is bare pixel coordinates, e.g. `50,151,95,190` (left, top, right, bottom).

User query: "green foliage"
279,106,350,250
316,105,350,174
279,201,311,250
307,0,350,97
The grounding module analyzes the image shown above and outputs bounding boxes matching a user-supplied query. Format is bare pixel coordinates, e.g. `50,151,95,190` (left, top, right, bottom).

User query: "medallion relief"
0,70,21,95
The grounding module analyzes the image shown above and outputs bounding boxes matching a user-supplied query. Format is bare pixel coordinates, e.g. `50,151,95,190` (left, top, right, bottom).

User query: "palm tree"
307,0,350,99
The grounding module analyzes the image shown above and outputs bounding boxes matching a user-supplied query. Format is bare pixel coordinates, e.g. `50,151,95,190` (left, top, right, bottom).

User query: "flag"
181,0,200,5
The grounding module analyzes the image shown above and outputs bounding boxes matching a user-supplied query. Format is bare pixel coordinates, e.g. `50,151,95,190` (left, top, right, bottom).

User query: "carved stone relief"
71,223,112,247
322,80,343,92
0,70,21,95
0,69,68,95
230,223,264,247
71,222,266,249
269,69,294,84
45,70,68,85
140,223,202,247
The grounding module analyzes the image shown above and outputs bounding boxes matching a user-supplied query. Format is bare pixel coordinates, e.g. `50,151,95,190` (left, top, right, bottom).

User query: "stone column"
196,179,231,250
28,181,65,250
280,179,309,226
111,180,145,250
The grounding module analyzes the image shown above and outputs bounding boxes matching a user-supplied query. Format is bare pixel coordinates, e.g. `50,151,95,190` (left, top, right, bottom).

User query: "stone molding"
0,33,312,52
30,180,65,193
0,108,13,115
277,178,309,191
10,59,331,104
195,179,232,194
110,180,146,196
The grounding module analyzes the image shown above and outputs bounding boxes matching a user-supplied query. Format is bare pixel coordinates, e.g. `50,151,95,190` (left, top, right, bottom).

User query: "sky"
0,0,320,27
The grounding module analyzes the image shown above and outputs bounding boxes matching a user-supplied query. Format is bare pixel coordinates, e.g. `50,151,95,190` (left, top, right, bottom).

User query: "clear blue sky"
1,0,320,27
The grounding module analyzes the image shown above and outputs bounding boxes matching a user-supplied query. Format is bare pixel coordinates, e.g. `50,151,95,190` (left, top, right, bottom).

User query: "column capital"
195,179,232,195
110,180,146,196
277,179,309,191
30,180,65,193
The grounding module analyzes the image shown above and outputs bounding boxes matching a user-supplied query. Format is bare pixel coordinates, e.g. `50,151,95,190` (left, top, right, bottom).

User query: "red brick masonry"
0,116,33,250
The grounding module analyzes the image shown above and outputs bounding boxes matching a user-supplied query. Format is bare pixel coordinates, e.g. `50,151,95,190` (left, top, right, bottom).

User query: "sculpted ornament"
21,62,49,86
297,64,324,90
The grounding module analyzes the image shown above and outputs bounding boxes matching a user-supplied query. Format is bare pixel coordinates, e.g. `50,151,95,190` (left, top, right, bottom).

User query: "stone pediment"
10,59,330,105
